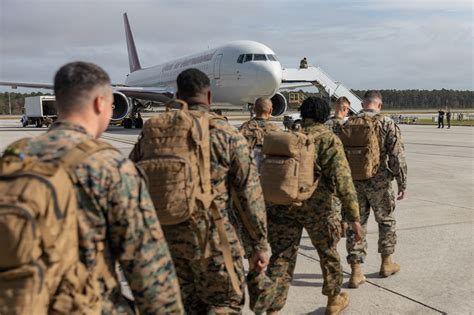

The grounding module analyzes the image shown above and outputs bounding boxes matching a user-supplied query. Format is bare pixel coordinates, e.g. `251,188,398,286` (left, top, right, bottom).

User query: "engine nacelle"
112,92,130,121
270,92,288,117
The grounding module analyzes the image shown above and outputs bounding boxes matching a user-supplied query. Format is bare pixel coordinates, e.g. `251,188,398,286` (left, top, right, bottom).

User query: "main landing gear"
122,100,144,129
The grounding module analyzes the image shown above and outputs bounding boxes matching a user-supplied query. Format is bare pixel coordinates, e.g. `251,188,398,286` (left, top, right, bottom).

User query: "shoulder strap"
4,137,31,152
60,139,119,171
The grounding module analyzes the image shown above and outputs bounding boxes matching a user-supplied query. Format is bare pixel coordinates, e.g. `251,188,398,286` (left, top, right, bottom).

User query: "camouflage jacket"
130,105,268,255
324,116,345,136
303,120,360,222
358,110,408,190
19,121,183,315
238,117,280,149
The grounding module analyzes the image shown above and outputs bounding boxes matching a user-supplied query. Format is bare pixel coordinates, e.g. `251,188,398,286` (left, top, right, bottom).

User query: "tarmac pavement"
0,120,472,315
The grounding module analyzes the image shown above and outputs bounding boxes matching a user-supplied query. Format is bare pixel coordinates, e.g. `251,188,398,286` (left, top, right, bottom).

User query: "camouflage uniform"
346,109,407,263
266,121,360,312
131,105,268,314
238,117,281,146
324,116,344,137
324,116,345,218
238,117,280,255
21,121,184,315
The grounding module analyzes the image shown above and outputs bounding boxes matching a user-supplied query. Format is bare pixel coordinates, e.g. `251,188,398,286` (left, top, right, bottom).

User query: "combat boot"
380,255,400,277
325,292,349,315
348,263,366,288
340,221,348,238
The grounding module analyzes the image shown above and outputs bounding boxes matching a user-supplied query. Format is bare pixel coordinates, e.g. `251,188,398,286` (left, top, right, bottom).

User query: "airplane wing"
281,67,363,113
0,81,175,103
0,81,54,89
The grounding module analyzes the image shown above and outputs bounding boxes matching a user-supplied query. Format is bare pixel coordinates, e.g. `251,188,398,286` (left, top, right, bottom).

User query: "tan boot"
380,255,400,277
340,222,348,238
348,263,366,288
325,292,350,315
266,311,279,315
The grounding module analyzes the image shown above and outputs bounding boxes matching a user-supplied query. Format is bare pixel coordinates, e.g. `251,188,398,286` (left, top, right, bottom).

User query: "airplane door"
214,54,223,79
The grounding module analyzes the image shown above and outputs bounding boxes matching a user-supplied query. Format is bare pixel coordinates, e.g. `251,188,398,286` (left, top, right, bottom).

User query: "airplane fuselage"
124,40,283,105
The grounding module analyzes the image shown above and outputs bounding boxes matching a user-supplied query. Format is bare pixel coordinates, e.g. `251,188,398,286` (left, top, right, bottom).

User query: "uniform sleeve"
106,158,184,314
129,133,145,162
229,132,269,252
267,122,281,132
319,136,360,222
385,121,407,191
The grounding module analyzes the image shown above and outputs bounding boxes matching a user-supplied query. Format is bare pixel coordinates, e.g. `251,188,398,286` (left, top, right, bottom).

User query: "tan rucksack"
240,119,266,149
260,131,325,205
339,115,381,180
136,100,242,295
0,138,117,315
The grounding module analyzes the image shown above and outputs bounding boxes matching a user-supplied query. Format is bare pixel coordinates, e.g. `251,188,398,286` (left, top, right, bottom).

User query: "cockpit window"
253,54,267,61
267,54,277,61
238,53,277,64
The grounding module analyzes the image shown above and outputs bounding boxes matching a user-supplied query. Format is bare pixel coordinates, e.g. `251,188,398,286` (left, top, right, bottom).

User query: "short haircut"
254,97,272,115
176,68,210,99
54,61,111,113
300,96,330,123
336,96,350,107
363,90,383,102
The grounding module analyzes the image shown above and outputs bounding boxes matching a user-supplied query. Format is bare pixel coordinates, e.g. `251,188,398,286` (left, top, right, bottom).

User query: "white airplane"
0,13,362,128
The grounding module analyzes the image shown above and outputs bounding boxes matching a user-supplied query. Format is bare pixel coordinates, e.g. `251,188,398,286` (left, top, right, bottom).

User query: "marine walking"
0,61,409,315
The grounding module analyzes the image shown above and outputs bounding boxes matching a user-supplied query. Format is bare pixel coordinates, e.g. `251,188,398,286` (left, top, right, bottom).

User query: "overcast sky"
0,0,472,91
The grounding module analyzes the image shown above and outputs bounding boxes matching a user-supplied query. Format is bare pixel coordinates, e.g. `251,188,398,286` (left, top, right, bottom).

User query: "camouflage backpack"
339,115,382,180
239,119,279,173
240,119,266,150
0,138,118,315
135,100,242,295
260,130,328,205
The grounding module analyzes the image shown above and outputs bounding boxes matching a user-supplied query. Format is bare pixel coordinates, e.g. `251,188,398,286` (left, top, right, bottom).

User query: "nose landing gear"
247,103,255,118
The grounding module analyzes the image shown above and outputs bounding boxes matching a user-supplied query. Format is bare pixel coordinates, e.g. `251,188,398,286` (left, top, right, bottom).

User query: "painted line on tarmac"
408,151,473,159
101,135,137,145
363,221,474,236
411,198,474,211
405,142,474,149
297,251,446,314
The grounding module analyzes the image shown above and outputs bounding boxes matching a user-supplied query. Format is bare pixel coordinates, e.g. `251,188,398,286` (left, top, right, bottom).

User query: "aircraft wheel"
292,120,302,131
123,118,133,129
134,118,143,129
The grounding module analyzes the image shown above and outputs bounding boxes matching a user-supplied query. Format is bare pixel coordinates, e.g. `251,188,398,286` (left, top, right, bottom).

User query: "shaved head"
254,97,272,116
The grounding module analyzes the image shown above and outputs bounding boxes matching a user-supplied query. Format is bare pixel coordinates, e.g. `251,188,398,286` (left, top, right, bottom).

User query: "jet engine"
112,92,130,121
270,92,288,117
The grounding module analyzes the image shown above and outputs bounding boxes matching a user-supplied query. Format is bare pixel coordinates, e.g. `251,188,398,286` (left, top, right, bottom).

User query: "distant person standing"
438,108,445,128
446,109,452,129
300,57,308,69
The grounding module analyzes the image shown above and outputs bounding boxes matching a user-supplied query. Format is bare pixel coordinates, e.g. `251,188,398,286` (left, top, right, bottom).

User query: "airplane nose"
257,63,282,95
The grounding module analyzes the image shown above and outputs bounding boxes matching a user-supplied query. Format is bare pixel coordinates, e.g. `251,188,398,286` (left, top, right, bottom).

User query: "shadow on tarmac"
307,306,326,314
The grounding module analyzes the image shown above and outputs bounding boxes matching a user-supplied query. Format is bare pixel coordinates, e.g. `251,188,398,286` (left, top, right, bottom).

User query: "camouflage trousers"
266,203,342,312
346,179,397,264
163,220,245,315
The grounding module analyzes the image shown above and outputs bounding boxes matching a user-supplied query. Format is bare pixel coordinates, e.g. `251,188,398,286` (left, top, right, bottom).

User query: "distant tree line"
0,92,52,115
282,89,473,110
0,89,472,115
